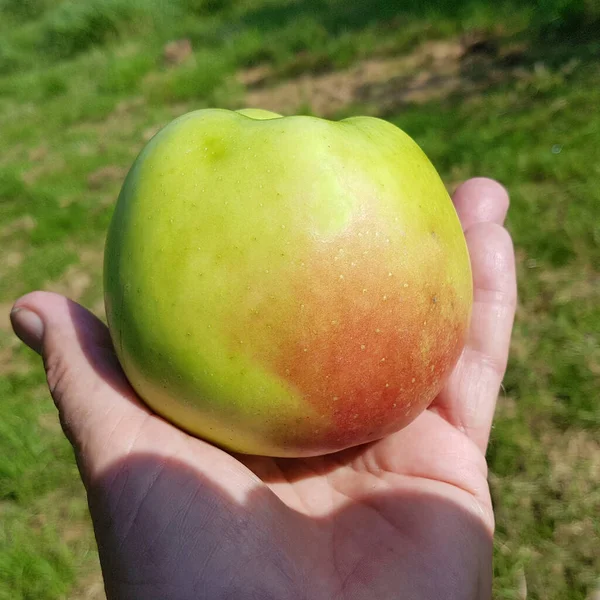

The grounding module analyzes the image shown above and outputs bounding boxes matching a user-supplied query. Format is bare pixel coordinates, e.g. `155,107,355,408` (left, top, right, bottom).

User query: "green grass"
0,368,95,600
0,0,599,598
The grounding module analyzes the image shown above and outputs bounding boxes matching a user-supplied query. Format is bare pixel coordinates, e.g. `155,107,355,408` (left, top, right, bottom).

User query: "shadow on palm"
92,450,492,599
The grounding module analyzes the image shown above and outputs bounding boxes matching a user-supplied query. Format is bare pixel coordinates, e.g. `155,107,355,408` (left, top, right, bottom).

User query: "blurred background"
0,0,598,598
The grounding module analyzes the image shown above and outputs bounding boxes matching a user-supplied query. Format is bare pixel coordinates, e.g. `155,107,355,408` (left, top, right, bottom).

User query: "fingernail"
10,307,44,355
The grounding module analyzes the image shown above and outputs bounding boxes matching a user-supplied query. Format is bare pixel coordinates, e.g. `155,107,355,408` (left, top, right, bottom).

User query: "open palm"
12,178,516,600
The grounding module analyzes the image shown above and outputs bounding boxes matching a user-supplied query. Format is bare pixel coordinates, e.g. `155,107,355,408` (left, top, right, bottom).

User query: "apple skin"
104,108,472,457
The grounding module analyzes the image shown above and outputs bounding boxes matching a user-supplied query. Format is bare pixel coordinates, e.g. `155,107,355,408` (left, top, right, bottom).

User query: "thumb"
10,291,154,483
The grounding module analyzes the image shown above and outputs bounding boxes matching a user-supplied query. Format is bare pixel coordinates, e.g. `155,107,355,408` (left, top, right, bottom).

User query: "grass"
0,0,599,598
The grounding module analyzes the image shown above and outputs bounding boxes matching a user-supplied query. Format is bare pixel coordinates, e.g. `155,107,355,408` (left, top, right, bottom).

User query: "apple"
104,108,472,457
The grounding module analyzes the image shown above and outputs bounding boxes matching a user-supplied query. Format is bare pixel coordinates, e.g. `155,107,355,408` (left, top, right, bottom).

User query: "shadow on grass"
240,0,496,34
238,0,600,55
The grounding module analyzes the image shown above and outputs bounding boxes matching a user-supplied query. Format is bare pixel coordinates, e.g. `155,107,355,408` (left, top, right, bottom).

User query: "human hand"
11,177,516,600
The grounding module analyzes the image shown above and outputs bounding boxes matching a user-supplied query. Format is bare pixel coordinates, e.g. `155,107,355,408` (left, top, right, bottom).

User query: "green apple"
104,108,472,457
